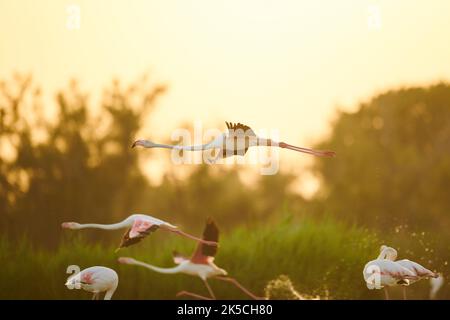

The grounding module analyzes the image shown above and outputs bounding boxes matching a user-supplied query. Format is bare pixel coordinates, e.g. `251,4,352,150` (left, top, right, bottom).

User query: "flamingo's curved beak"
118,257,133,264
131,141,138,148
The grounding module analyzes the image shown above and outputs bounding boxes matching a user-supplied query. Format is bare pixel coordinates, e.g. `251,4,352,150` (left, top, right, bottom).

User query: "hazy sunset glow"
2,0,450,189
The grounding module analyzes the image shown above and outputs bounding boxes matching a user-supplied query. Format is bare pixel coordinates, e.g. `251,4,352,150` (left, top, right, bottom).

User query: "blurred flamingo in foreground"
62,214,218,251
119,218,263,300
65,266,118,300
132,122,336,163
363,245,417,300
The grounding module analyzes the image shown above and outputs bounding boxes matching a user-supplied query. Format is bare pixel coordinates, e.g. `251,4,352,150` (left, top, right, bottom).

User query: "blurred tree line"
0,74,303,247
312,83,450,233
1,73,449,249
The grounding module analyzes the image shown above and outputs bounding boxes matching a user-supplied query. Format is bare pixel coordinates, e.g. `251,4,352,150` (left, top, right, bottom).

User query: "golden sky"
1,0,450,193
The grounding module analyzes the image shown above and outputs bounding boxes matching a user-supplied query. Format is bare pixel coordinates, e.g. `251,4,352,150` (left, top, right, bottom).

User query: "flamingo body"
65,266,118,300
381,245,438,282
366,245,439,299
363,259,415,289
395,259,437,280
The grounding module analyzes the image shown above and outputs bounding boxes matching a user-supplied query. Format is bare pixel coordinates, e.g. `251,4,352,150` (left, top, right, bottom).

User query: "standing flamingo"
132,122,336,163
381,245,438,299
119,218,263,300
65,266,118,300
363,245,417,300
62,214,218,251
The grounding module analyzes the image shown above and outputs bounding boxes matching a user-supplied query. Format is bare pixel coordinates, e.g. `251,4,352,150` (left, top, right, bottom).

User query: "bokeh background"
1,0,449,299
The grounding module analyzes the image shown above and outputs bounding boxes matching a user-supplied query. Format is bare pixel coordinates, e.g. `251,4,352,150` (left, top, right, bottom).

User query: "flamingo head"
118,257,137,265
66,271,94,289
65,273,83,288
65,276,78,288
61,222,81,229
131,139,156,148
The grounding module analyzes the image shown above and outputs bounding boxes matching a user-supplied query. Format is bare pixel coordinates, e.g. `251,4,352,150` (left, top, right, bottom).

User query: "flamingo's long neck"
377,251,386,260
377,248,394,260
75,219,132,230
153,143,212,151
131,260,183,274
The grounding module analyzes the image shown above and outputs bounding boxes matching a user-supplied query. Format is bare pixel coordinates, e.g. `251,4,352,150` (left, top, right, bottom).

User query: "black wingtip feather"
202,217,219,256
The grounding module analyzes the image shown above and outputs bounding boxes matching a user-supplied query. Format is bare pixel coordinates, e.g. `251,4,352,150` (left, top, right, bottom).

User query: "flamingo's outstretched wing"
224,122,256,156
190,218,219,264
225,122,256,137
118,219,160,249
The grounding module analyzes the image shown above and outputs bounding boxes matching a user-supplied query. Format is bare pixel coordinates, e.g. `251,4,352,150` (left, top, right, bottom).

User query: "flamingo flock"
60,121,442,300
118,219,263,300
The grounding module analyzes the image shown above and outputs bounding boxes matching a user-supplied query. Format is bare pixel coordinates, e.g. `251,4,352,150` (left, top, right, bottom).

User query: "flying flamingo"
132,122,336,163
381,245,438,299
363,245,417,300
62,214,218,251
119,218,263,300
65,266,118,300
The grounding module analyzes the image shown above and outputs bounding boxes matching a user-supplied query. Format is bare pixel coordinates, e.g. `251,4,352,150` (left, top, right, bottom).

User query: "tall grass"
0,216,446,299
